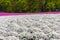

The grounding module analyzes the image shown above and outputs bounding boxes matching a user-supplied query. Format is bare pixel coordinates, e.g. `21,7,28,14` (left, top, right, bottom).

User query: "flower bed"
0,14,60,40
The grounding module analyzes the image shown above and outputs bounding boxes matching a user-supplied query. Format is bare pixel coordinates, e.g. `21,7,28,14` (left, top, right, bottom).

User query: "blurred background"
0,0,60,13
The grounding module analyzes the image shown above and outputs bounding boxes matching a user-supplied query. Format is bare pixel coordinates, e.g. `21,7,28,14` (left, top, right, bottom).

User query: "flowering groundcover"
0,13,60,40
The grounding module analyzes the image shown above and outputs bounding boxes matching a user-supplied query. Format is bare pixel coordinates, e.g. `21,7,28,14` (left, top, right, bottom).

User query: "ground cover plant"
0,15,60,40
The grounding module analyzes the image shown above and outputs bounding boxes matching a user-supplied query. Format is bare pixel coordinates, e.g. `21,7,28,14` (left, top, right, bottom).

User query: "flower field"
0,14,60,40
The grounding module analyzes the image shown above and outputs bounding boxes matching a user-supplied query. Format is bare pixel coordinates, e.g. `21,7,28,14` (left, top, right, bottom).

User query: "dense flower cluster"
0,14,60,40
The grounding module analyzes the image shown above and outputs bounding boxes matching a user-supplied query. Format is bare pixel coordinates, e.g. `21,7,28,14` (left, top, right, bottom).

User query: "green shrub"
0,0,60,12
0,0,12,12
13,0,29,12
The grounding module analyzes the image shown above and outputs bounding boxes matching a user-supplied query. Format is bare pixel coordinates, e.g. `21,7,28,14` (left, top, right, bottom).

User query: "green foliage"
13,0,29,12
0,0,60,12
0,0,13,12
